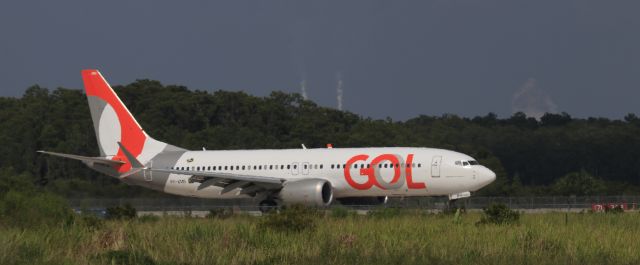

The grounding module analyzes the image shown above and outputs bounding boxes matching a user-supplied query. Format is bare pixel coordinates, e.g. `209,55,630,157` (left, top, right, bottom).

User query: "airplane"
39,70,496,211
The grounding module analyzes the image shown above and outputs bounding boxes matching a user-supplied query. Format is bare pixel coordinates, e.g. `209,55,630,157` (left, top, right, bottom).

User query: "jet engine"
279,179,333,207
337,196,389,206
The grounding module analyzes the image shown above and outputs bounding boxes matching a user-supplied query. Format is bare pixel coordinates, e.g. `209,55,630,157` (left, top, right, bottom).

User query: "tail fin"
82,69,183,173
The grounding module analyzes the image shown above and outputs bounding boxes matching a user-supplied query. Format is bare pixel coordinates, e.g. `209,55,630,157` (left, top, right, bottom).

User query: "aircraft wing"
151,168,285,196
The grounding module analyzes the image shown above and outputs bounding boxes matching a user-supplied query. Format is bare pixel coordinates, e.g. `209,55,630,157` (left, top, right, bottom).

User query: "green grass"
1,211,640,265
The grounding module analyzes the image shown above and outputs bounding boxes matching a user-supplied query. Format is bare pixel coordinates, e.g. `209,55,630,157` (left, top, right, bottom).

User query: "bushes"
330,206,353,218
0,190,75,228
477,203,520,225
96,250,156,265
259,204,320,232
367,207,406,219
75,211,105,231
105,204,137,220
206,208,233,219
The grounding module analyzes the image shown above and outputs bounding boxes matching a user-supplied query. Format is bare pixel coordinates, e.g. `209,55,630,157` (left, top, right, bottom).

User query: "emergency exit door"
431,156,442,178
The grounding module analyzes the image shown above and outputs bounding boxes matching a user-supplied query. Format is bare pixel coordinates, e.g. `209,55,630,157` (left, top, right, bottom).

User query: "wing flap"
152,168,285,185
151,168,285,196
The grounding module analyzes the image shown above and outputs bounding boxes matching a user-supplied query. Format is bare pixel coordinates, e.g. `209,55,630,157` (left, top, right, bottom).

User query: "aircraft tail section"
81,70,184,173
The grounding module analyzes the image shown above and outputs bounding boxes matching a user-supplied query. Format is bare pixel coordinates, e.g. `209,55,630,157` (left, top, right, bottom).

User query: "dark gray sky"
1,1,639,120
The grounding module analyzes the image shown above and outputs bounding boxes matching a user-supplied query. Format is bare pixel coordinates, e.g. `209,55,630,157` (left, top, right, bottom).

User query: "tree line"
2,79,640,197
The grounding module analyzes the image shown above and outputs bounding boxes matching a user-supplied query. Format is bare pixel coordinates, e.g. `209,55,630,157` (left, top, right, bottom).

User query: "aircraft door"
431,156,442,178
302,162,310,175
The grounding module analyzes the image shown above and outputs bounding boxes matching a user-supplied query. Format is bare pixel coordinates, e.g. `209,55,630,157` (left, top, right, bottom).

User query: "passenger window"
270,165,273,170
418,163,422,168
287,165,291,169
320,164,323,169
331,164,335,169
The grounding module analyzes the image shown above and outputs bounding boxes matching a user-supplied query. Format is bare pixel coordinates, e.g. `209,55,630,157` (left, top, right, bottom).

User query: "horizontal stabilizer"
117,142,144,169
37,151,125,166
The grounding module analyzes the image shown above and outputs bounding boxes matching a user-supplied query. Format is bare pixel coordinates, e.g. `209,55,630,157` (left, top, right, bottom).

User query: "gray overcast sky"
1,1,639,120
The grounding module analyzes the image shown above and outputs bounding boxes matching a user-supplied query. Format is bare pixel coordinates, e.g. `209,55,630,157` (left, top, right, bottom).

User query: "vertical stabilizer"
82,69,183,173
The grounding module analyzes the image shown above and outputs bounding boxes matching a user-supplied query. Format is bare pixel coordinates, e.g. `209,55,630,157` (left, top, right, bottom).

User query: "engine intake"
279,179,333,207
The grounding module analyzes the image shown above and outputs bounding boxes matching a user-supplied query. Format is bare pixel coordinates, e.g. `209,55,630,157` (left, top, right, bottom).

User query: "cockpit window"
456,160,480,166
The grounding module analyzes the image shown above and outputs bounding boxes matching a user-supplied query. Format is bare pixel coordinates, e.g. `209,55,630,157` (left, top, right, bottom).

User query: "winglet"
117,142,144,169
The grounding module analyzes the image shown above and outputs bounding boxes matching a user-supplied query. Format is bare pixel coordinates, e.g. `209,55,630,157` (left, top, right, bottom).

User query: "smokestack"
336,72,343,111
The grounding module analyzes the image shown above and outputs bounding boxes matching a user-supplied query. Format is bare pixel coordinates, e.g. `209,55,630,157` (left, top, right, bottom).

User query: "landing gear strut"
445,199,466,214
259,199,278,213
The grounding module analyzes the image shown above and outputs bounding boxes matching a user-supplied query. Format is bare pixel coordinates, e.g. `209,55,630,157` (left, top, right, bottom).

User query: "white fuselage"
148,147,496,199
43,70,498,206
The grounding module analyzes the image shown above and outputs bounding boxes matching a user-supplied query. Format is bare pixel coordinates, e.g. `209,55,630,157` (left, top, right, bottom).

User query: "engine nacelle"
279,179,333,207
337,196,389,206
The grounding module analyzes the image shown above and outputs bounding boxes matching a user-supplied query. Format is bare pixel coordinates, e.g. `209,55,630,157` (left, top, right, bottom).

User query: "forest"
2,79,640,198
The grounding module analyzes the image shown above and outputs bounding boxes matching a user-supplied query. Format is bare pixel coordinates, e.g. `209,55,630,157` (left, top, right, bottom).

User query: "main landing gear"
258,199,278,213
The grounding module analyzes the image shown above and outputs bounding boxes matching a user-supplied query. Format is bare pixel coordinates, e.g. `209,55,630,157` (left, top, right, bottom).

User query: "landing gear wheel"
445,199,459,214
259,199,278,213
446,199,466,214
447,199,458,209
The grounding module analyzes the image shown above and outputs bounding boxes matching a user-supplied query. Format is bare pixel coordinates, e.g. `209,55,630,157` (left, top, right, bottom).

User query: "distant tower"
336,73,343,111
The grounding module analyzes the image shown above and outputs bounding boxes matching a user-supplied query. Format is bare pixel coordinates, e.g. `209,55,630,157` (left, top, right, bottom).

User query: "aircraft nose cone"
480,167,496,186
487,169,496,183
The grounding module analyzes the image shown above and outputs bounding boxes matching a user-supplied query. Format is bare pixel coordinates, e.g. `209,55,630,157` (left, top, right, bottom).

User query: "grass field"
1,210,639,265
